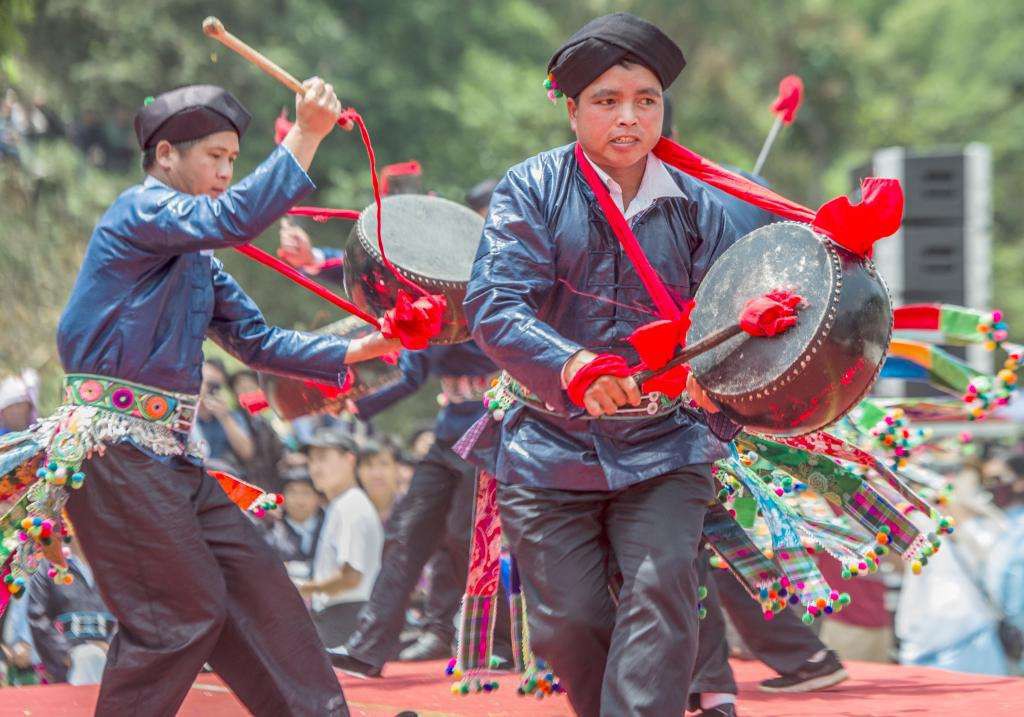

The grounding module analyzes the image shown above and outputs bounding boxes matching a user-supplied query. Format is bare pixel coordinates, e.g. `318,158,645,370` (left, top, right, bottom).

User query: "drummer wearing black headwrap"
45,80,404,716
462,12,745,717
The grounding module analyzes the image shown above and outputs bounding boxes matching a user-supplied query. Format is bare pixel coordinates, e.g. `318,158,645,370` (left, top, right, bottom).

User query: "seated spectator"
194,359,255,476
300,427,384,647
357,439,401,521
229,369,285,492
262,465,326,583
27,536,115,685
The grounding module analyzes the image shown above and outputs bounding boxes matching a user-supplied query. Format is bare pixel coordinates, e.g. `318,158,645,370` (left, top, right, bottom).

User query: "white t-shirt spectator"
311,486,383,611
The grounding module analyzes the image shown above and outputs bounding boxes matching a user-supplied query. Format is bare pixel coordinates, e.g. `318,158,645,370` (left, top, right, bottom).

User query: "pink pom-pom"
992,310,1003,322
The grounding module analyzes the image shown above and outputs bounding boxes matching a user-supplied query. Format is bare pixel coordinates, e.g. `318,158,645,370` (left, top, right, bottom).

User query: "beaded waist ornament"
0,374,278,609
482,371,680,422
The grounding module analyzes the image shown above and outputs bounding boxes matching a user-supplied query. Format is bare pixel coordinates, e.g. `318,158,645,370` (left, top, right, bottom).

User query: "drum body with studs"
343,194,484,345
687,222,892,437
259,315,403,420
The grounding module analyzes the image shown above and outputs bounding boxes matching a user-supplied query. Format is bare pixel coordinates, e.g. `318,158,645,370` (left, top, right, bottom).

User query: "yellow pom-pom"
911,560,922,575
985,341,997,351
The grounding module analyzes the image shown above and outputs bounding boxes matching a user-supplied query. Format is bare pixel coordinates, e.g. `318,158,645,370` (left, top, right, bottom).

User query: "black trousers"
690,555,738,695
714,561,827,675
66,442,346,717
345,440,476,666
499,468,714,717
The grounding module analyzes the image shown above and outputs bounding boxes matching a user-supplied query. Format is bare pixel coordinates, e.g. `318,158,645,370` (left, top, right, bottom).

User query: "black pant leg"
690,554,738,695
497,482,615,717
65,444,233,717
195,472,347,716
602,468,714,717
419,449,476,642
715,564,827,675
344,441,460,666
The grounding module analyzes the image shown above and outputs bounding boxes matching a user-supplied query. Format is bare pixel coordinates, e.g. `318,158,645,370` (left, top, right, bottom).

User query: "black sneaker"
328,647,382,679
398,631,452,661
759,650,848,693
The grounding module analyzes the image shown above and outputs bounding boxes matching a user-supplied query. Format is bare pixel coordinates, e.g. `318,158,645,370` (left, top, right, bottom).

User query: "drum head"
689,223,832,396
354,194,483,285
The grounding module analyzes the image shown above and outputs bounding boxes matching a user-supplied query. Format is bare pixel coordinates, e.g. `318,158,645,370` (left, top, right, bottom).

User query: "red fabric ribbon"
651,138,903,257
380,290,447,350
740,289,804,337
287,206,361,223
233,244,380,328
811,178,904,258
772,75,804,125
574,143,682,321
625,302,695,398
566,354,633,408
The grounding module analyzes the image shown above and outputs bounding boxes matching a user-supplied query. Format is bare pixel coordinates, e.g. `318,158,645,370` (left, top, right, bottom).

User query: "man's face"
307,445,355,496
156,130,239,198
567,62,664,172
282,481,320,522
358,450,399,501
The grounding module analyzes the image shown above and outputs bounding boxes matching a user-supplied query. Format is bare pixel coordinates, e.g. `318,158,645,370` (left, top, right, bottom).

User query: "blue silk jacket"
463,144,744,491
57,145,352,396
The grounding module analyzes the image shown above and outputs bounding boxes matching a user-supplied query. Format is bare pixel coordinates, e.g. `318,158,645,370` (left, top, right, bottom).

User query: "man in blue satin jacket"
463,14,744,717
54,81,399,717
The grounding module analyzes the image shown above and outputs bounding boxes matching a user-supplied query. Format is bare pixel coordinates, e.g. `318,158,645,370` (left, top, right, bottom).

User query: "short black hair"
141,137,201,171
203,357,229,381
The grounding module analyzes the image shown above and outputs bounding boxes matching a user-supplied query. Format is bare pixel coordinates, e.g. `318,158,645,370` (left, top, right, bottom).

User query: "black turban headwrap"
133,84,251,150
546,13,686,99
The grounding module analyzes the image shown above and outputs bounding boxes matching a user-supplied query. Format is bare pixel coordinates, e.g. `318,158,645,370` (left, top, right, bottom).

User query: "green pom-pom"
698,606,708,620
697,585,709,600
801,612,814,625
143,95,155,106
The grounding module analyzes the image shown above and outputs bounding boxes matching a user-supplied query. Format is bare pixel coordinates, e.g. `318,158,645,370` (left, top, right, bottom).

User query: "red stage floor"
3,659,1022,716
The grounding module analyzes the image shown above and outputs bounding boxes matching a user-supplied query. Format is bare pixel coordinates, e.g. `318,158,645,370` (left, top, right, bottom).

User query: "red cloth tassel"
772,75,804,125
811,178,904,257
739,289,804,337
380,290,447,351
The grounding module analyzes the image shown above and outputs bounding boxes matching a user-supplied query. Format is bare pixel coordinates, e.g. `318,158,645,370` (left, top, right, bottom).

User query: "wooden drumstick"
202,16,354,131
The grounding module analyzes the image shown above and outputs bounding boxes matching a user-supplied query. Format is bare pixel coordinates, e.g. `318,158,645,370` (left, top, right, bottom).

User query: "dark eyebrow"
208,144,239,155
637,87,662,97
590,88,621,99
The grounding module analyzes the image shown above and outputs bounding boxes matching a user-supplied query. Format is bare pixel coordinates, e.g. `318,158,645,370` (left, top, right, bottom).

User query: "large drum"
343,195,485,345
687,222,892,437
259,315,403,420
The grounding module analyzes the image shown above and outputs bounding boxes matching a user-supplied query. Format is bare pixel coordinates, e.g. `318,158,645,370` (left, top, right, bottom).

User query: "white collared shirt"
583,151,685,222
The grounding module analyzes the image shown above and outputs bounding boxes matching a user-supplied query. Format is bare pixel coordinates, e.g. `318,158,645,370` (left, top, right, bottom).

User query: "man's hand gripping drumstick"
202,16,353,170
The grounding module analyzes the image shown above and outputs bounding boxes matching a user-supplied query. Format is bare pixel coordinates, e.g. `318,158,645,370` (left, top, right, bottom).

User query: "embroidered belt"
56,611,116,641
439,374,498,404
484,371,680,422
64,374,198,435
